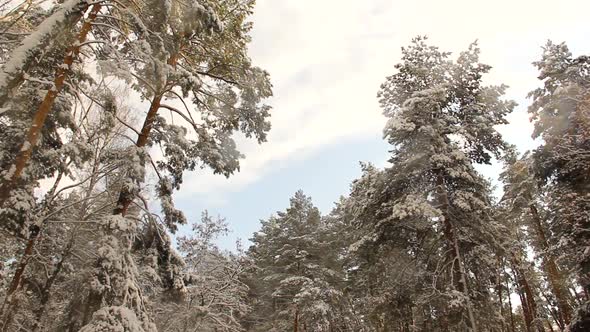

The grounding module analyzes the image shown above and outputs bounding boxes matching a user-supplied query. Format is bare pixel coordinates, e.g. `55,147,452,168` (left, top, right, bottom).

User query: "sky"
174,0,590,250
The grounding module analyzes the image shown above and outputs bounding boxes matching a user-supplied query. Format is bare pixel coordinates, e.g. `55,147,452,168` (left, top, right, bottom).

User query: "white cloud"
178,0,590,204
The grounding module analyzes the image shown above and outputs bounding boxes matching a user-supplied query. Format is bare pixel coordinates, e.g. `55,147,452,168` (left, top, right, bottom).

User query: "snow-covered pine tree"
77,0,273,329
500,151,574,329
247,191,351,332
0,0,103,208
93,0,272,221
349,36,515,331
337,163,430,330
0,87,134,331
527,41,590,332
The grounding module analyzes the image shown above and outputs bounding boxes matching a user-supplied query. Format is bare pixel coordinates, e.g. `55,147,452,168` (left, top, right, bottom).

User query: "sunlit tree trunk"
0,4,102,207
0,0,90,108
112,52,179,216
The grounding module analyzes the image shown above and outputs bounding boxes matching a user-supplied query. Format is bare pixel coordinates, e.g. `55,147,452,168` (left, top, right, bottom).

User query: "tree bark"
293,306,299,332
0,0,90,109
528,202,572,326
0,3,102,207
112,93,163,216
436,173,478,332
112,52,179,216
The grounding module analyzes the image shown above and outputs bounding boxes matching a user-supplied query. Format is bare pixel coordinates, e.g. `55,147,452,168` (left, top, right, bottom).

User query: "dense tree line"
242,39,590,332
0,0,588,331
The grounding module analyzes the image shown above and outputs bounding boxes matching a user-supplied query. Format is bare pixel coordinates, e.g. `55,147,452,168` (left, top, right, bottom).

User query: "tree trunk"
436,173,478,332
31,236,74,331
511,252,545,332
497,260,506,332
546,319,555,332
541,292,565,331
0,3,102,207
0,0,90,109
505,270,516,332
0,224,40,331
293,306,299,332
112,93,163,216
528,202,572,326
112,52,179,216
513,267,533,332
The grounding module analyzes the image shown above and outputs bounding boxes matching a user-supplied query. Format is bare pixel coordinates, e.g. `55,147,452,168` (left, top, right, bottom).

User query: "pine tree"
0,0,102,208
339,162,452,331
348,36,515,331
247,191,351,331
95,0,272,219
500,151,573,329
527,41,590,332
77,0,273,329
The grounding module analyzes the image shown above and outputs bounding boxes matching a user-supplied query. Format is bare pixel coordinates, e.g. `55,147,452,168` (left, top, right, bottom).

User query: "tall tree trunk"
0,3,102,207
112,52,179,216
293,306,299,332
0,0,90,108
31,236,74,331
498,259,506,332
541,292,565,331
511,252,545,332
528,202,572,326
512,265,534,332
505,270,517,332
436,173,478,332
112,93,163,216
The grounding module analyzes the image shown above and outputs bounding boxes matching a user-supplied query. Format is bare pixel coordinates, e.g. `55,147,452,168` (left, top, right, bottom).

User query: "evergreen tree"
74,0,272,328
0,0,102,209
500,151,573,329
346,36,515,331
247,191,353,331
528,41,590,332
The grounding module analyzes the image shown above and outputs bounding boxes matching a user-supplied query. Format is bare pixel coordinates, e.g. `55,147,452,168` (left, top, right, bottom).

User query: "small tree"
154,212,250,332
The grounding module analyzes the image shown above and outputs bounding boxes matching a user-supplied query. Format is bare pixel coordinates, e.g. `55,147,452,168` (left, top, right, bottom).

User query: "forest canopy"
0,1,589,332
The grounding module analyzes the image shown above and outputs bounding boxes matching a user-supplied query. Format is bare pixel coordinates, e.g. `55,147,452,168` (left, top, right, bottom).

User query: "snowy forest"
0,0,589,331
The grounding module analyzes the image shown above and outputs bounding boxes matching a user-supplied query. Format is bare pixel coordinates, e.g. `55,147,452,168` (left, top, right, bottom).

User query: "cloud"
177,0,590,205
